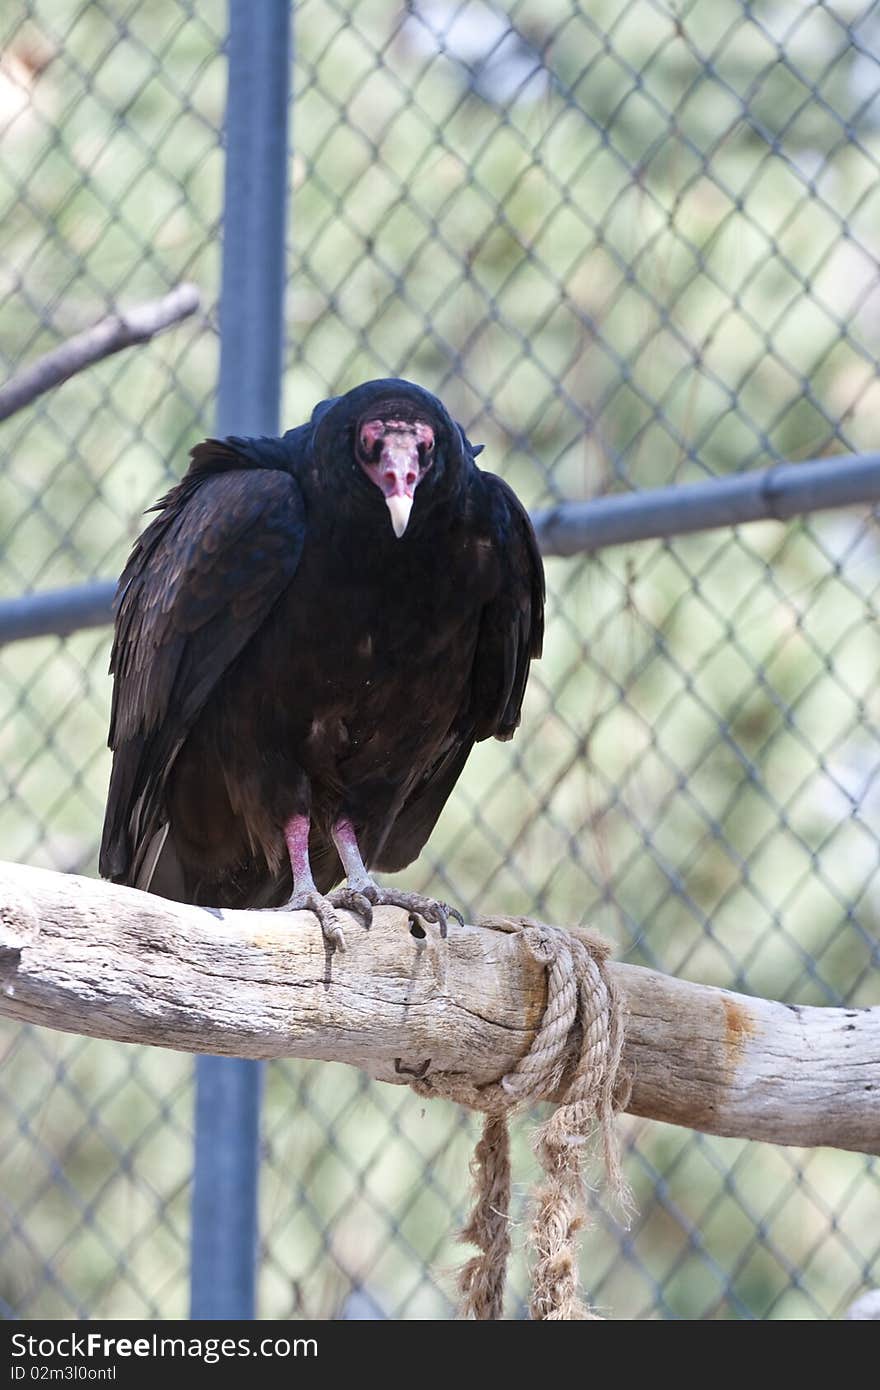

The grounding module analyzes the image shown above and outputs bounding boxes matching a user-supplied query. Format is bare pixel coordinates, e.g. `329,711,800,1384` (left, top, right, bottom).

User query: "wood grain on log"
0,860,877,1155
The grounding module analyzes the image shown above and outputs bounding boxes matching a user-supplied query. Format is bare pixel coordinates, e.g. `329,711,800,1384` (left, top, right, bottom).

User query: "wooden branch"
1,861,877,1155
0,284,201,422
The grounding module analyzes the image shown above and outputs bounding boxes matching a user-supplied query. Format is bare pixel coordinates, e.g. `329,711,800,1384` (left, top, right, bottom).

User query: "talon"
345,887,461,938
269,890,346,952
325,922,346,952
352,893,373,928
328,888,374,929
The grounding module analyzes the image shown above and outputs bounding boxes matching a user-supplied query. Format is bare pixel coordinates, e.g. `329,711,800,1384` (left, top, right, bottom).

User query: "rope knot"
410,916,630,1320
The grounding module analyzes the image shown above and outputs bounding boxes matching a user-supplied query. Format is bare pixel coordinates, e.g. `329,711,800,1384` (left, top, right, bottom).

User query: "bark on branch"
0,284,201,422
0,860,877,1155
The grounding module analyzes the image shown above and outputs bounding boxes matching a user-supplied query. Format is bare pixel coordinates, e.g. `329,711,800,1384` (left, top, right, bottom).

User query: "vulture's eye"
359,432,380,462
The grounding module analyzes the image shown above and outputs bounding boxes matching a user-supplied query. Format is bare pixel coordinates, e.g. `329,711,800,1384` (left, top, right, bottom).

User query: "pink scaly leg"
331,817,375,894
280,814,346,951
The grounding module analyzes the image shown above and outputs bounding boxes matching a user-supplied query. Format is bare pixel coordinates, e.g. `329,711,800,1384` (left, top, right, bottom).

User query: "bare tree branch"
1,860,877,1155
0,284,201,423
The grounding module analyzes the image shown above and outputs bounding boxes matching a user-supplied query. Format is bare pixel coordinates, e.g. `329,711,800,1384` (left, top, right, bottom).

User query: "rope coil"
412,917,630,1320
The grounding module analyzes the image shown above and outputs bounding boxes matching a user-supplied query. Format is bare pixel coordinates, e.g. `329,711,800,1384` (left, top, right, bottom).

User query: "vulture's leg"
327,818,463,937
279,814,347,951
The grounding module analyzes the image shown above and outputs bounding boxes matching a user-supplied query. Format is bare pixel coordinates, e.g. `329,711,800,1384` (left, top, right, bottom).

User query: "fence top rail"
1,449,878,649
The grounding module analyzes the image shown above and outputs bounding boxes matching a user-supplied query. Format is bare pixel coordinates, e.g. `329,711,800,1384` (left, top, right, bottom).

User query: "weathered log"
0,860,877,1154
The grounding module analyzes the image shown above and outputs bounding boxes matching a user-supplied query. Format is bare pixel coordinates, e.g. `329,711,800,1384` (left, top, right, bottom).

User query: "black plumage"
100,378,544,940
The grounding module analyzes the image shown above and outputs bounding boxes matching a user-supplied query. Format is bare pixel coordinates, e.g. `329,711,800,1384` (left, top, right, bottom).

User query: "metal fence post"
190,0,292,1321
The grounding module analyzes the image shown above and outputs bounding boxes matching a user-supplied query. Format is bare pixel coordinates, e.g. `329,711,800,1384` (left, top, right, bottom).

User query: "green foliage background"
0,0,878,1319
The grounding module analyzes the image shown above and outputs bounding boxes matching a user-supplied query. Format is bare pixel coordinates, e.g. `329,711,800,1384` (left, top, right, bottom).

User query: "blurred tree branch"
0,283,201,423
1,859,877,1156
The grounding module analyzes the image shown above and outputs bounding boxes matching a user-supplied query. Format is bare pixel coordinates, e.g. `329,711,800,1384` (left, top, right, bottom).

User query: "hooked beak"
385,492,413,538
375,451,419,540
358,415,434,539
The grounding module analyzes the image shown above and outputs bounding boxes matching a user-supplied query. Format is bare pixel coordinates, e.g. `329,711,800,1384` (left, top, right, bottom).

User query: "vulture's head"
309,379,479,538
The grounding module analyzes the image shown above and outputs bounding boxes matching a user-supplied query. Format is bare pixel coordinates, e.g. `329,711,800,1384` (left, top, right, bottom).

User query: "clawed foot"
274,816,462,948
325,885,379,927
268,883,463,949
341,884,464,937
273,889,347,952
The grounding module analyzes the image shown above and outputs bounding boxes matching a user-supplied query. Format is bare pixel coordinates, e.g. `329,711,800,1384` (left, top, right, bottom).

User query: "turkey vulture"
100,378,544,947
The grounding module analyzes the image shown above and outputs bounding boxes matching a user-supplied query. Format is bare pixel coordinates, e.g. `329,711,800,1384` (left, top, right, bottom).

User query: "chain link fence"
1,0,879,1320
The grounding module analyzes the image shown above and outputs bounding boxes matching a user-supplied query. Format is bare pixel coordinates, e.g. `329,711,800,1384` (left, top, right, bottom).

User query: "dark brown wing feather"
100,458,306,886
467,474,545,740
375,470,544,873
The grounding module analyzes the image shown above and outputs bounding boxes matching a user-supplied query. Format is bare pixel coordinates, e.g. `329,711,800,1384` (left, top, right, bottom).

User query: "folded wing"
375,470,544,872
99,448,307,886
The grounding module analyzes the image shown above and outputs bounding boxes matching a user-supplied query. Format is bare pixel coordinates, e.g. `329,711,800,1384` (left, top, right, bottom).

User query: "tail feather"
135,824,186,900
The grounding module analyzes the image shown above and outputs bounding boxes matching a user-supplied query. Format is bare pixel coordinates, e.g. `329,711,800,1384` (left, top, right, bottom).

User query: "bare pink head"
356,414,435,537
